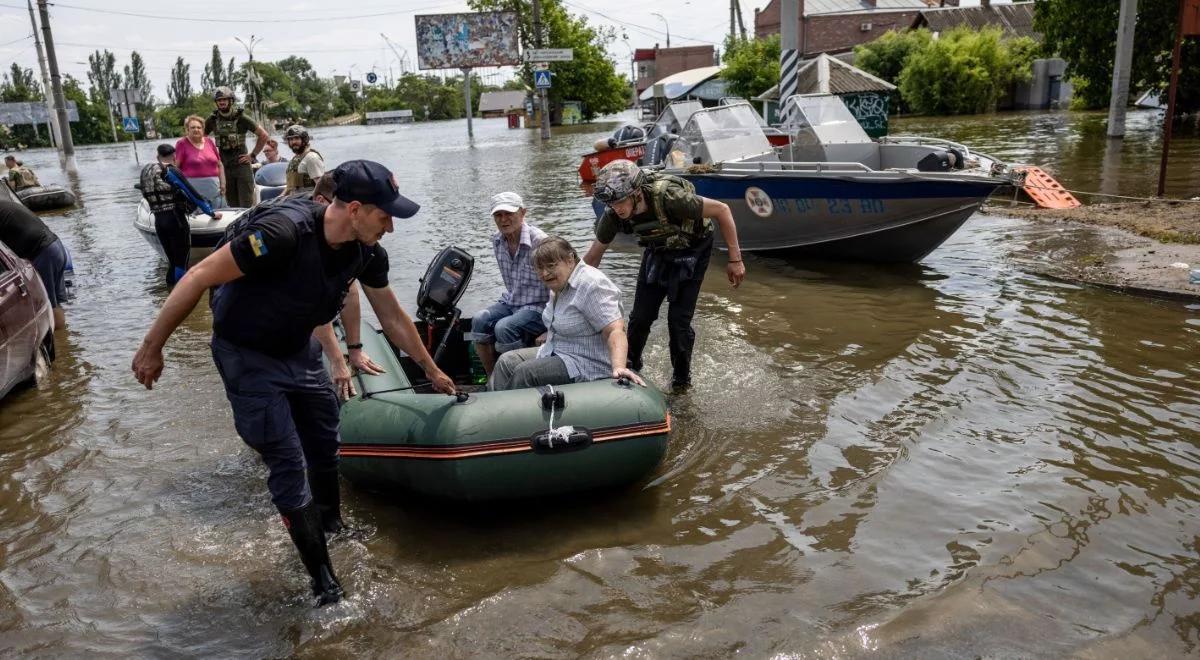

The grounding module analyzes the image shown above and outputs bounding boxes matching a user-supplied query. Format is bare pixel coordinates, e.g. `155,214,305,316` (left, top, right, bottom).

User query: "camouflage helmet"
594,159,645,204
212,86,236,102
284,124,309,141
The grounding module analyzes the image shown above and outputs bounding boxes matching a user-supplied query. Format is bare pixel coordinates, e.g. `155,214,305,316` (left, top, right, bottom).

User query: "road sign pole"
533,0,551,140
463,67,474,138
125,89,139,164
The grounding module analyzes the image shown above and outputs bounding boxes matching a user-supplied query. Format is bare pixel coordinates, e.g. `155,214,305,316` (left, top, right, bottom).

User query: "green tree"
201,45,228,92
1,63,41,102
63,74,115,144
86,49,122,104
898,26,1035,115
154,92,215,138
721,34,780,100
468,0,627,120
853,28,933,85
1034,0,1198,112
168,57,191,107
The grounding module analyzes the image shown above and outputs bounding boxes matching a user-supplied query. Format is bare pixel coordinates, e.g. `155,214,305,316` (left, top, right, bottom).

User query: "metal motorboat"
662,95,1016,262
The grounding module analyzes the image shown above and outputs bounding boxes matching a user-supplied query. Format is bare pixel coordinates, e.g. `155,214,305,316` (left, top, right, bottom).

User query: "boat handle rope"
542,385,575,448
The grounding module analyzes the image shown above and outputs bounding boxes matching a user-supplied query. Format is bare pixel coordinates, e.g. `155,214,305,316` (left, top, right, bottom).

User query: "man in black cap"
131,159,455,608
139,144,222,285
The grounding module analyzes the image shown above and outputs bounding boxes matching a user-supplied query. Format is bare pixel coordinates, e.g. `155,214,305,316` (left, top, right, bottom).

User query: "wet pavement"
1,110,1199,657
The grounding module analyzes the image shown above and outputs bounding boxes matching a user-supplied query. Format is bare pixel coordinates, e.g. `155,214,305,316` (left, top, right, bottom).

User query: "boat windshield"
654,100,703,134
719,97,769,127
780,94,870,146
678,103,774,164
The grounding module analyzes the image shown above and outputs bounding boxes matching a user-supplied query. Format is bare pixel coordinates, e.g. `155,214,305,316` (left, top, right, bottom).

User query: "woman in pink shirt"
173,114,226,209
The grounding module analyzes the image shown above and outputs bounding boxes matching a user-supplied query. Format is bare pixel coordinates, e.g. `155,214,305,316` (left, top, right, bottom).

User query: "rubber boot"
308,467,348,537
281,501,344,607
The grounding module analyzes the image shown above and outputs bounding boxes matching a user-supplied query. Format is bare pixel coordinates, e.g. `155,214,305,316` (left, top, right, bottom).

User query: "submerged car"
0,237,55,401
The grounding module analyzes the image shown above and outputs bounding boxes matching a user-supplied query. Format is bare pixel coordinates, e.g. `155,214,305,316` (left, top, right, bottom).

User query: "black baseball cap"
156,143,176,158
331,159,420,219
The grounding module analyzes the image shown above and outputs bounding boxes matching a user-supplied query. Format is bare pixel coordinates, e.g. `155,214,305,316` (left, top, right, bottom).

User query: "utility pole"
27,0,59,149
730,0,737,39
736,0,747,39
36,0,74,166
532,0,551,139
1107,0,1138,138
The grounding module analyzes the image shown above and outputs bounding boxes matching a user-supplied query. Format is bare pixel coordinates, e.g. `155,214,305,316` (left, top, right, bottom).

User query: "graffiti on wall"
842,93,890,138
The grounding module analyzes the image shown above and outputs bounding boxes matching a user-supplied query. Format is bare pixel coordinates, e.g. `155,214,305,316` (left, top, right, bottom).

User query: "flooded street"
2,110,1200,657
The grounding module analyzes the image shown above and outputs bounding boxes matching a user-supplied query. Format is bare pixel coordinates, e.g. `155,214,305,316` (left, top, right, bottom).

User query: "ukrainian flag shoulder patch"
248,230,269,257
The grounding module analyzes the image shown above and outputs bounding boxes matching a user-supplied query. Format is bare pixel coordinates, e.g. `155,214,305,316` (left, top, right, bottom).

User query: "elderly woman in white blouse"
490,235,645,391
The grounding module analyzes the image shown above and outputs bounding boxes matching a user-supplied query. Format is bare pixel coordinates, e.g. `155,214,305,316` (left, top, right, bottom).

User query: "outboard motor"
916,149,956,173
416,246,474,363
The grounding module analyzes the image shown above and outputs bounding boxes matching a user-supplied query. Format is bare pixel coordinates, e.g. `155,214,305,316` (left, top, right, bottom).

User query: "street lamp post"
622,40,637,110
650,12,670,47
234,34,263,120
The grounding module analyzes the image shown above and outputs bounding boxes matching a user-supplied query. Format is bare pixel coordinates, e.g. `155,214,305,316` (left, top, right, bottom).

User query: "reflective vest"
8,166,40,190
210,198,376,357
211,108,248,157
140,163,176,212
619,172,713,250
285,148,321,192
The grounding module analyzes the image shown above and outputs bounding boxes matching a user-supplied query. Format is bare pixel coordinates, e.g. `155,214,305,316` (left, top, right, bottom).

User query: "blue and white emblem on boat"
745,186,773,218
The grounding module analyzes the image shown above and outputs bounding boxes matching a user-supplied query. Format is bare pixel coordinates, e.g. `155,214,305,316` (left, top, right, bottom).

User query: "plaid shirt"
537,262,624,382
494,222,549,310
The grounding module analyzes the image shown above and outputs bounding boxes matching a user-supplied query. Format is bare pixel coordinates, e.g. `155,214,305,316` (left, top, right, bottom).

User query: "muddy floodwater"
2,109,1199,657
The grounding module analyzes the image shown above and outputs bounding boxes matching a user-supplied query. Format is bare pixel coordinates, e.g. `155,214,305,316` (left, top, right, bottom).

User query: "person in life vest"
4,155,41,191
132,159,456,608
139,144,223,285
204,87,269,208
282,125,324,197
584,159,745,392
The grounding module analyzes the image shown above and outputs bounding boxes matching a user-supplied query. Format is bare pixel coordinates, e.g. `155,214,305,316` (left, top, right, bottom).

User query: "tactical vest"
211,108,248,157
210,198,375,357
619,173,713,250
140,163,177,212
9,166,40,190
285,148,321,191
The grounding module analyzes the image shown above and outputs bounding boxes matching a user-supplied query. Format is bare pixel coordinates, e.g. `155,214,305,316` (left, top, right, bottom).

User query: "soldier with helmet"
584,159,745,392
283,124,324,197
204,86,270,208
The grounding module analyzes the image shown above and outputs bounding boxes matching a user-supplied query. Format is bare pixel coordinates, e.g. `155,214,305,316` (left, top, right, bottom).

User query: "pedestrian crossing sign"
534,70,552,89
122,116,140,133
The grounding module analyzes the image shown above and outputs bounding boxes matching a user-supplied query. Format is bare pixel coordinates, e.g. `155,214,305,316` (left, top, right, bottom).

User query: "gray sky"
0,0,1000,100
0,0,752,100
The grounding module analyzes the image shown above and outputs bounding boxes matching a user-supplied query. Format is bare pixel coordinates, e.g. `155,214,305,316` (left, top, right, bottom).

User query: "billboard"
415,12,521,70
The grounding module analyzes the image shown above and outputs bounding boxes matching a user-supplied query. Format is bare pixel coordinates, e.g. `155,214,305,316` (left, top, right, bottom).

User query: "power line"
54,40,385,55
0,34,32,48
48,2,456,24
560,1,721,45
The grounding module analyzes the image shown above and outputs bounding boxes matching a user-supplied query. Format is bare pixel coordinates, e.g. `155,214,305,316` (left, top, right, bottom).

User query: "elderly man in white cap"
470,191,550,376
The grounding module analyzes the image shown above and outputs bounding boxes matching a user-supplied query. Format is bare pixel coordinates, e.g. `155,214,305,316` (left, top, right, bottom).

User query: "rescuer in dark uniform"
139,143,223,285
204,86,269,208
131,159,455,607
584,159,745,392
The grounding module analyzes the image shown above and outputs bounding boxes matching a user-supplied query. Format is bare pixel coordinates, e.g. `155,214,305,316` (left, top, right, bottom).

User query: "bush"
854,28,933,85
898,26,1037,115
